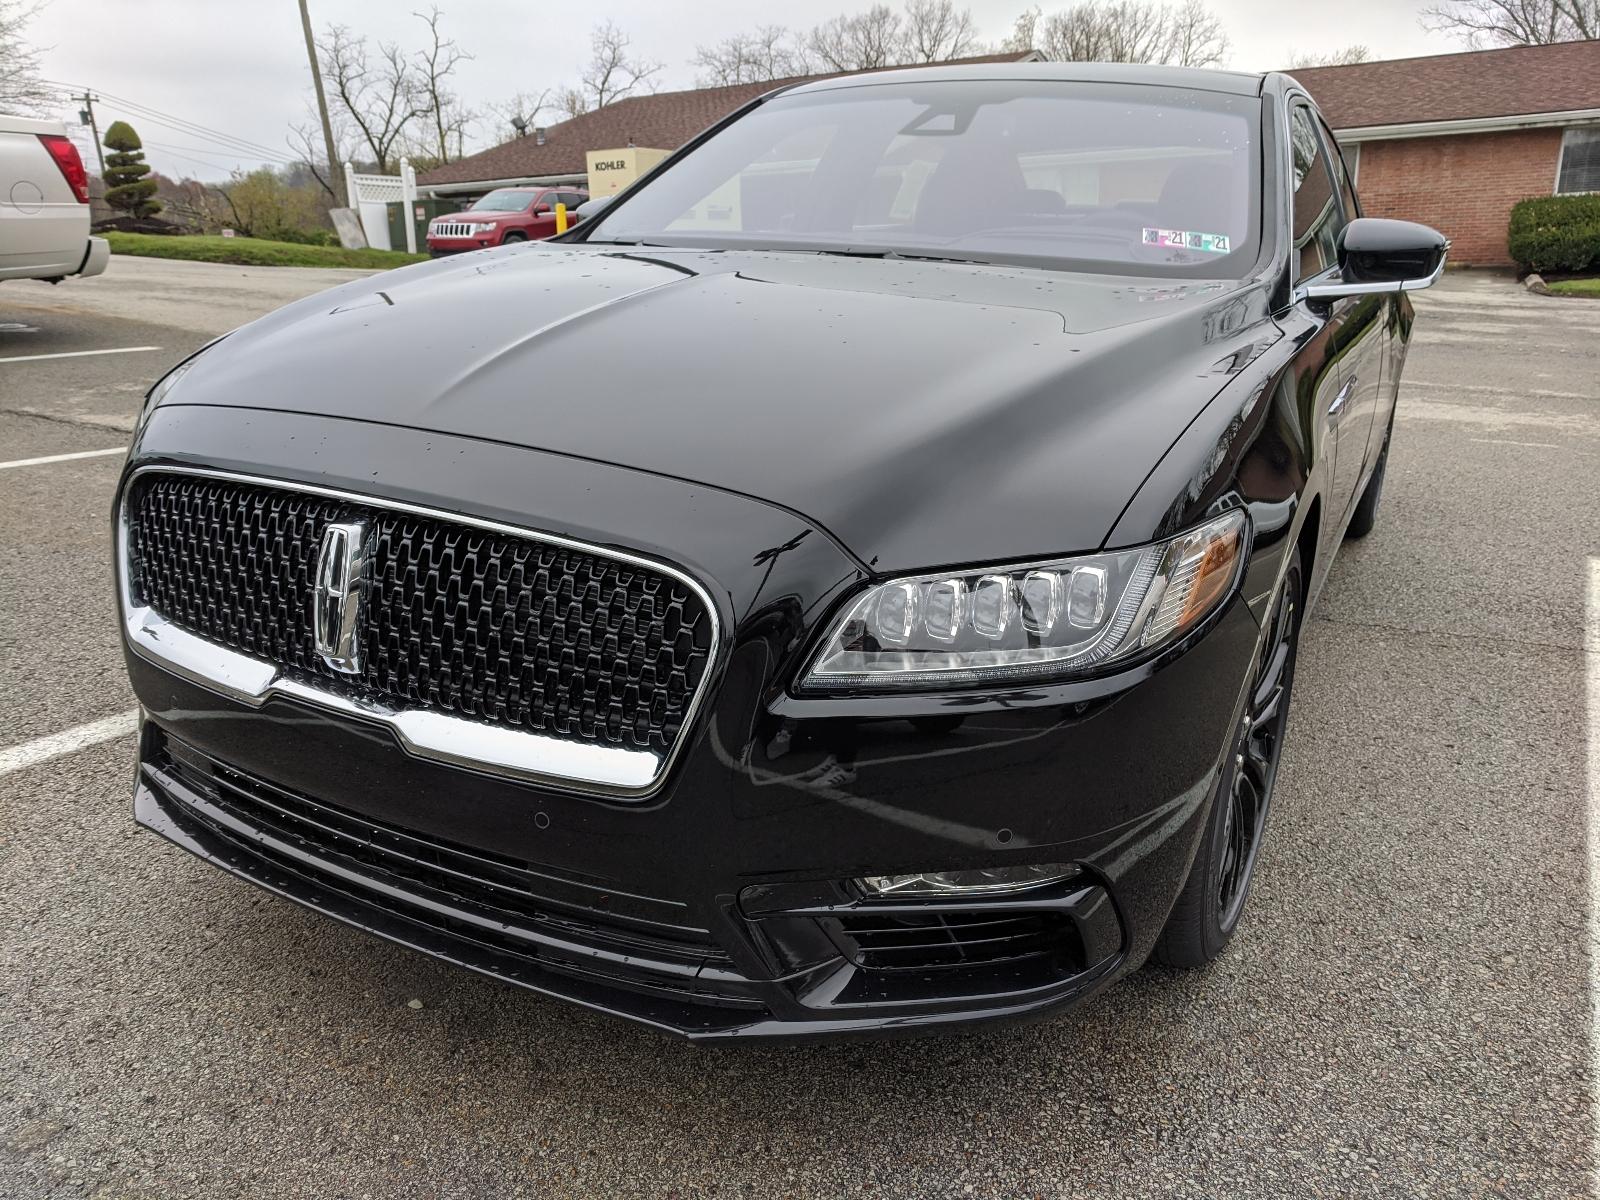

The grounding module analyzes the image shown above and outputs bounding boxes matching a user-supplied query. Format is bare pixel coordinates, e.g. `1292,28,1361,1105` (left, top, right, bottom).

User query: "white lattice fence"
343,160,418,252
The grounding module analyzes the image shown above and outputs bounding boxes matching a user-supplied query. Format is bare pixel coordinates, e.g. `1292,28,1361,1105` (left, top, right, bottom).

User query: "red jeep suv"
425,186,589,255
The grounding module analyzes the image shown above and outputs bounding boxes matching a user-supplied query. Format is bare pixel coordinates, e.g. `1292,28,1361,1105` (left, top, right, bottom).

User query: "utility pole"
74,93,105,176
298,0,342,206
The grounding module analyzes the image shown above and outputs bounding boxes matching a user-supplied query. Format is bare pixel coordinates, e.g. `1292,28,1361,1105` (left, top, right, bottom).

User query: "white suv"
1,115,109,283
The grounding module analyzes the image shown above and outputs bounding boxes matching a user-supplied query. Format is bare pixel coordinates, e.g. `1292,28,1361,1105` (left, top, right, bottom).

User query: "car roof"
784,61,1267,99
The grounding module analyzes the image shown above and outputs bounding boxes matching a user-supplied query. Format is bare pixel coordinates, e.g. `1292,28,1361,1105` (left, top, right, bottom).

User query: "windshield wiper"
813,247,997,267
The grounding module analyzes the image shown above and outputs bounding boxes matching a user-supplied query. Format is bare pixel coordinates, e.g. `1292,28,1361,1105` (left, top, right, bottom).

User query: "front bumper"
120,407,1262,1041
426,233,497,254
135,723,1130,1041
128,596,1255,1042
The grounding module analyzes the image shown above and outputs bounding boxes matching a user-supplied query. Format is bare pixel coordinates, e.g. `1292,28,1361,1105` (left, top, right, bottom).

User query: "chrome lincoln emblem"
313,519,371,674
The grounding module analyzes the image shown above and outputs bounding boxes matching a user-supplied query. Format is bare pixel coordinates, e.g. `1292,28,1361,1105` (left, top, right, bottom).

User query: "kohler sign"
584,146,671,196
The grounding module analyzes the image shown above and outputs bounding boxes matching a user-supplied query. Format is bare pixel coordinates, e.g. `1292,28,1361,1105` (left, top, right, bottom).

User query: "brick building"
1291,41,1600,267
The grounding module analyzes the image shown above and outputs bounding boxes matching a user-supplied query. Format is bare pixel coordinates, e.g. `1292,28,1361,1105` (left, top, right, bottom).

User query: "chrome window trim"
116,464,724,800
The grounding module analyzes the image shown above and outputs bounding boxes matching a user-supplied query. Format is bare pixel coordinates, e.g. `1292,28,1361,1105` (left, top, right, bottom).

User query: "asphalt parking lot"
2,258,1598,1198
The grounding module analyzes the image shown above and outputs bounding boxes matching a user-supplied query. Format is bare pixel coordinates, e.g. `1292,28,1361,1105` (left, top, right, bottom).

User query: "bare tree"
808,5,906,71
317,23,429,173
578,21,661,110
1420,0,1597,45
556,86,590,121
903,0,982,61
1164,0,1229,66
0,0,53,116
412,7,474,164
1285,44,1372,68
695,3,985,86
289,115,349,199
1028,1,1229,67
692,25,809,85
1003,6,1043,52
485,89,554,141
1035,3,1166,62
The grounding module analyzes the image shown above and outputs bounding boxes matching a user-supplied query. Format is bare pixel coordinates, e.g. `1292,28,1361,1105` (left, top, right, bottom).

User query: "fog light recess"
858,863,1078,897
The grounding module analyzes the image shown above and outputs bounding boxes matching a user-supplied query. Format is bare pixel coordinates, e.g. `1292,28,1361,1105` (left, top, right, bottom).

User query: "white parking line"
1586,556,1600,1173
0,346,161,365
0,710,140,779
0,447,125,471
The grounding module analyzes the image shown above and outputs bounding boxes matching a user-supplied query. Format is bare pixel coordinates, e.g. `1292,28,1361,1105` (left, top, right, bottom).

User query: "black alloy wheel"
1155,548,1302,967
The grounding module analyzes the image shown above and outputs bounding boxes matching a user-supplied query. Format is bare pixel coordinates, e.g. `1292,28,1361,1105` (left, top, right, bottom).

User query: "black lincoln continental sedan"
116,63,1445,1041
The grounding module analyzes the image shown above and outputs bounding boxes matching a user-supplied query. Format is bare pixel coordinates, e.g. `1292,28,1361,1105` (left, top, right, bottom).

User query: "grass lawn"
1546,277,1600,298
102,231,428,270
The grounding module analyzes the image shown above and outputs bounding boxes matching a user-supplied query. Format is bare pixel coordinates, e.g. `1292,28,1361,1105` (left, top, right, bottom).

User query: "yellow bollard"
555,202,568,235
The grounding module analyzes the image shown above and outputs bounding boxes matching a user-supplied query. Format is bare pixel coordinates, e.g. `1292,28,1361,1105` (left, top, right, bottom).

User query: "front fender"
1104,324,1331,627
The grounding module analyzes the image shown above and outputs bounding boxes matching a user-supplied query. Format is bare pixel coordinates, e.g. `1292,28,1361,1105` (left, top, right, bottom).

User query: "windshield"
585,80,1261,278
470,190,535,212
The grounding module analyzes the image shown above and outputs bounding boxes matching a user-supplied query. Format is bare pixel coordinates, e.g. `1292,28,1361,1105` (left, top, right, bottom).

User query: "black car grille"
148,730,755,1005
124,472,714,757
830,909,1085,972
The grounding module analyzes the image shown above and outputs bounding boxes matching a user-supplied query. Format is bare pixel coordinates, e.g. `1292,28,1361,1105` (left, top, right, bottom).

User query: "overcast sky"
35,0,1451,180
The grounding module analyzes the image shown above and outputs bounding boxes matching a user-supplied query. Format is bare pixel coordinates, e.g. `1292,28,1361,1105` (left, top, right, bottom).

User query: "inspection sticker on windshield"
1143,228,1231,255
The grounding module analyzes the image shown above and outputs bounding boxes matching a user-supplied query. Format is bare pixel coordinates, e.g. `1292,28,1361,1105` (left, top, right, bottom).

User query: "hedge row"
1507,193,1600,274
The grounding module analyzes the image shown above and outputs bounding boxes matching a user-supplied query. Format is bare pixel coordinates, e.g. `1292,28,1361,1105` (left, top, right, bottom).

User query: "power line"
45,80,292,159
100,103,297,164
101,98,295,161
41,79,298,164
145,138,256,164
143,141,253,174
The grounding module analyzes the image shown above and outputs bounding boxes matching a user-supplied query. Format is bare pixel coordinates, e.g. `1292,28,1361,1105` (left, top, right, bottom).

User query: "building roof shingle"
418,51,1042,188
1286,39,1600,132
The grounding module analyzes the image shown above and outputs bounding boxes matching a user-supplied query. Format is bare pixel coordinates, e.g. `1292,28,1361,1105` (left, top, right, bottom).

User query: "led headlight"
801,510,1247,691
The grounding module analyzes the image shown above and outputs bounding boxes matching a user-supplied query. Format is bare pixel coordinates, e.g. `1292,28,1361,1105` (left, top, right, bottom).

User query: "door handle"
1329,375,1357,418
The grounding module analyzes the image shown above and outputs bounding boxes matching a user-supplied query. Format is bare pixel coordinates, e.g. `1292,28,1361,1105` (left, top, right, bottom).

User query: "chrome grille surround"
116,465,722,798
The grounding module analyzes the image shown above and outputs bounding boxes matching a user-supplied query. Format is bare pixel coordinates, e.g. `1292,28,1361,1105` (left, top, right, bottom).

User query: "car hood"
172,243,1277,572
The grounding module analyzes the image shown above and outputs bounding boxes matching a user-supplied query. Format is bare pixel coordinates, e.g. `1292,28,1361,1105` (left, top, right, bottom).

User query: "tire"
1344,419,1392,540
501,231,527,244
1154,547,1303,968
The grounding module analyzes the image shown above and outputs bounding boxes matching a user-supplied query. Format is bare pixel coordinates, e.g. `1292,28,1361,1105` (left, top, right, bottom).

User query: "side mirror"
534,204,552,215
574,195,613,222
1301,218,1447,301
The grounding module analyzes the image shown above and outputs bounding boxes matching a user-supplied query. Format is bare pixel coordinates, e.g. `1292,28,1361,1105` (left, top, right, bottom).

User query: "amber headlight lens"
801,511,1246,691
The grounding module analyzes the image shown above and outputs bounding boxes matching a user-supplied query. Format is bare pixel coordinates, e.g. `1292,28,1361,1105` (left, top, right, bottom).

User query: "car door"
1289,101,1383,530
527,192,559,239
1318,113,1394,498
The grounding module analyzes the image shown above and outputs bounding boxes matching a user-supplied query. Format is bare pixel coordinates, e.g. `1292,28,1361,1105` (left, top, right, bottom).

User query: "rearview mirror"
1300,218,1448,301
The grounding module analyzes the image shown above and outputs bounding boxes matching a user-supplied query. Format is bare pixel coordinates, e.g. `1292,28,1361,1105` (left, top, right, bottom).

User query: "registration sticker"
1143,228,1231,255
